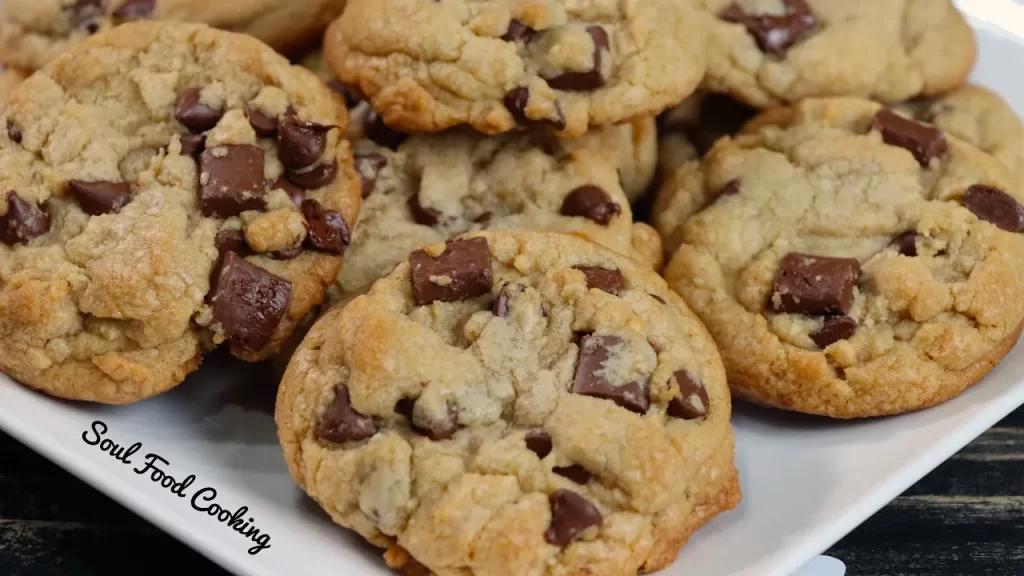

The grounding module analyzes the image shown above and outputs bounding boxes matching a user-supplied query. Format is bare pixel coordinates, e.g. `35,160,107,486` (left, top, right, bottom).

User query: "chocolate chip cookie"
0,0,349,74
336,128,663,303
0,22,361,403
277,230,739,576
697,0,976,108
662,98,1024,418
323,0,708,138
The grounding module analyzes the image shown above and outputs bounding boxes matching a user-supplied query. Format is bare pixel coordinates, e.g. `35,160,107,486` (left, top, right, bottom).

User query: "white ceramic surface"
1,1,1023,575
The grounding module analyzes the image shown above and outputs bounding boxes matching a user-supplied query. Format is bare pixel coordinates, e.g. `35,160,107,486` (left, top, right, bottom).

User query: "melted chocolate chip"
502,19,537,43
667,370,710,420
247,108,279,138
180,134,206,158
560,185,621,225
301,199,350,254
544,490,603,546
771,254,861,316
491,283,525,317
409,237,493,306
573,265,624,295
0,193,49,245
286,162,338,190
811,315,858,349
68,179,132,216
364,109,406,150
7,120,22,144
963,184,1024,233
553,465,592,484
572,333,649,414
278,119,332,170
209,251,292,351
871,108,947,166
543,26,609,92
214,229,249,256
315,384,377,443
893,231,918,257
200,145,267,218
408,193,449,227
503,87,567,131
174,88,223,133
720,0,817,56
354,153,387,198
270,176,305,206
112,0,154,20
525,430,553,459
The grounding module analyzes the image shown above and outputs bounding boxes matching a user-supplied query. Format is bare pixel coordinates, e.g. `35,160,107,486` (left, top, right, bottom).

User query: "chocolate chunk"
525,430,553,459
491,283,525,317
112,0,154,20
667,370,710,420
650,293,667,305
871,108,947,166
409,237,493,305
408,193,450,227
963,184,1024,233
315,384,377,443
544,490,603,546
200,145,267,218
175,88,223,133
572,333,649,414
209,251,291,351
720,0,817,56
301,199,350,254
247,108,279,138
811,315,858,349
423,403,459,441
543,26,609,91
270,176,305,206
503,87,567,131
364,109,406,150
893,231,918,257
574,266,624,295
771,254,861,316
271,246,303,260
553,464,592,484
544,26,609,92
501,19,537,43
214,229,249,256
180,134,206,158
278,119,332,170
7,120,21,144
561,185,621,225
354,153,387,198
286,161,338,190
0,193,49,245
68,179,132,216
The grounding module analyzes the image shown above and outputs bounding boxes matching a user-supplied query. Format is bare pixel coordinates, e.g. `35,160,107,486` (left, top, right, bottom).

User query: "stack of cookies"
0,1,1021,575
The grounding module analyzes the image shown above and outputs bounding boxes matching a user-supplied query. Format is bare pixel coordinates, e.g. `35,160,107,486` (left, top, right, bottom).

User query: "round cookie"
276,229,740,576
697,0,976,108
0,0,349,74
663,97,1024,418
0,22,361,403
323,0,708,138
336,129,663,303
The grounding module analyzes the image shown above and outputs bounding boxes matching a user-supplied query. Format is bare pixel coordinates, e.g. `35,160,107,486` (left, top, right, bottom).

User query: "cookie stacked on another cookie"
661,98,1024,418
277,230,739,576
0,22,361,403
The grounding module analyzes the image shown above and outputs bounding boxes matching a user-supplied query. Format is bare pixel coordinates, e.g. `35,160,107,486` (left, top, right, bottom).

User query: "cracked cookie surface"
663,98,1024,418
0,22,360,403
277,229,739,576
323,0,707,138
697,0,975,108
0,0,349,73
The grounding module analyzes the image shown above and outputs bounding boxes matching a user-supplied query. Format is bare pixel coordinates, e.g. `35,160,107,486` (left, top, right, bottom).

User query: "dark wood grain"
1,410,1023,575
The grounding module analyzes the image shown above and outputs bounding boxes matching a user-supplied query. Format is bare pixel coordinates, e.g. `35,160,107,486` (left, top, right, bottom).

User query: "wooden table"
2,408,1022,575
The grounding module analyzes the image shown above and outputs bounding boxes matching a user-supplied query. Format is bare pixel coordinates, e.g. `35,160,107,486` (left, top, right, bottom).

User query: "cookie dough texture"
663,98,1024,418
0,22,361,403
337,129,662,303
277,230,739,576
698,0,975,108
0,0,349,73
0,69,26,104
324,0,708,137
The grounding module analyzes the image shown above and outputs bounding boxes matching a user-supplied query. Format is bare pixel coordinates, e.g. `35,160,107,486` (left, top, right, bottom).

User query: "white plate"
2,1,1024,575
